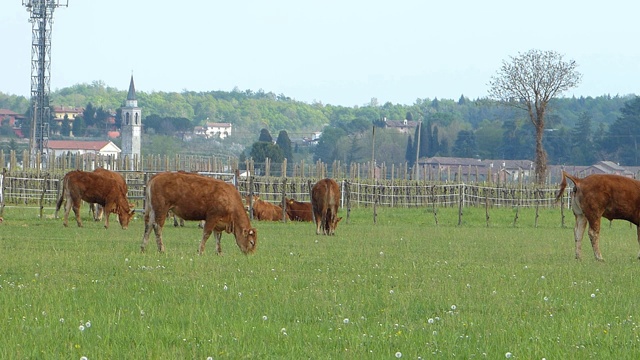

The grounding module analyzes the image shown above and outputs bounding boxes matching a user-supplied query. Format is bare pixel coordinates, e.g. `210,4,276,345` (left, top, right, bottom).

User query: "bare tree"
488,49,581,184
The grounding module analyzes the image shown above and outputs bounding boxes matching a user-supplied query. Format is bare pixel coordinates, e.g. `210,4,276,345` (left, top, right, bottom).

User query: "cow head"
237,227,258,254
118,208,135,230
328,216,342,235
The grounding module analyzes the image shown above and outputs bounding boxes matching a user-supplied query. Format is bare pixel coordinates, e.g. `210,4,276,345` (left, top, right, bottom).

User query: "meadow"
1,205,639,359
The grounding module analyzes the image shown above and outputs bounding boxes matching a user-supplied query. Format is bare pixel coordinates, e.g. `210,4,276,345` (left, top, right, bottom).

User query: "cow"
283,197,313,222
245,195,285,221
311,178,342,235
89,168,128,222
140,171,257,255
556,171,640,261
55,170,135,229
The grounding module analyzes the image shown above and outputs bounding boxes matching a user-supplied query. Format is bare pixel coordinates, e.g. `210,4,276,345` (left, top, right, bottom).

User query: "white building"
195,122,232,139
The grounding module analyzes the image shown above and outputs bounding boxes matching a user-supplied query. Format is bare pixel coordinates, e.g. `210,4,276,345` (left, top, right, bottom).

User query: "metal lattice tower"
22,0,68,158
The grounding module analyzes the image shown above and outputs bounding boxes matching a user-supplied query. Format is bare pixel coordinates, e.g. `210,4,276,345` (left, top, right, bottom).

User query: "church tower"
120,75,142,169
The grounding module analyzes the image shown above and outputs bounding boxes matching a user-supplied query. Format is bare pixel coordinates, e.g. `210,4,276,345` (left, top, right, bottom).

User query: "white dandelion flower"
262,315,268,321
505,352,512,358
79,325,85,331
428,318,434,324
395,351,402,358
451,305,457,310
343,318,349,324
85,321,91,328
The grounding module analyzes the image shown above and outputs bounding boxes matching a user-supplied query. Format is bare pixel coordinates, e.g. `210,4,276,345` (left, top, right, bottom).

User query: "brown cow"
284,197,313,222
140,171,257,255
556,171,640,261
246,195,285,221
89,168,128,221
311,178,342,235
55,170,134,229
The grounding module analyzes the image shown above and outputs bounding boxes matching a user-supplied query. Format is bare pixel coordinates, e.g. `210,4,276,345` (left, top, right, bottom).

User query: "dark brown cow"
246,195,284,221
55,170,134,229
284,197,313,222
140,171,257,254
311,178,342,235
89,168,128,221
556,171,640,261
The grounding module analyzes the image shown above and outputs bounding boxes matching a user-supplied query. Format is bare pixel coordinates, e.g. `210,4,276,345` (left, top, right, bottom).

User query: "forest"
1,80,639,167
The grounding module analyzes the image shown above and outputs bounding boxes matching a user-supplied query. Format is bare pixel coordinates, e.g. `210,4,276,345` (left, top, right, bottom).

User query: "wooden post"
39,173,48,218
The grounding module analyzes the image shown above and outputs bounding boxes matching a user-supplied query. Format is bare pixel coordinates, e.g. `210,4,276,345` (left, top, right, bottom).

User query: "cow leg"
215,231,223,255
62,196,73,227
636,226,640,260
153,214,167,252
586,216,604,261
72,199,83,227
198,221,215,255
141,208,154,252
315,215,322,235
573,214,588,260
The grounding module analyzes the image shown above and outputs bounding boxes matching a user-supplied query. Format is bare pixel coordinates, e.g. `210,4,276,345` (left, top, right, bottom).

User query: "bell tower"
120,75,141,169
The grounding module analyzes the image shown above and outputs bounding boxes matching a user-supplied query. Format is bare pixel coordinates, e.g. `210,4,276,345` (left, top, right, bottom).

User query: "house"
383,117,419,134
0,109,27,137
46,140,121,159
195,122,232,139
419,156,536,182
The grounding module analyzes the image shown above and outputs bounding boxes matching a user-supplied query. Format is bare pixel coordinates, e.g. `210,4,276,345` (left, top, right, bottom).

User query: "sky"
1,0,639,107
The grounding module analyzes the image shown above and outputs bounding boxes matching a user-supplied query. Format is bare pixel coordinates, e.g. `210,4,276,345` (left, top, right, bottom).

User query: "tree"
570,112,595,165
250,141,284,164
452,130,478,158
313,127,347,163
605,96,640,165
258,128,273,143
488,49,581,184
83,103,96,128
72,115,86,137
61,114,71,137
276,130,293,161
405,135,414,165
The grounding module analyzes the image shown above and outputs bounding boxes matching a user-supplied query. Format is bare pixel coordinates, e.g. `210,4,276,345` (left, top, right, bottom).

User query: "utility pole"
414,121,421,180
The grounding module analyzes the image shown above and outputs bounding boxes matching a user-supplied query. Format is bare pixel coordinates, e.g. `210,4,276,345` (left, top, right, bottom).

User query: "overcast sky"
1,0,639,107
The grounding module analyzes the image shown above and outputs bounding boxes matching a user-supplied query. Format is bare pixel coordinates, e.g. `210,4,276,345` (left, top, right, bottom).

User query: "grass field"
1,205,640,359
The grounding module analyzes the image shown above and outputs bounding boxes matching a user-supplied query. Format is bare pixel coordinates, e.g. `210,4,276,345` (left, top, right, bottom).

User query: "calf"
556,171,640,261
311,178,342,235
141,171,257,254
246,195,285,221
283,197,313,222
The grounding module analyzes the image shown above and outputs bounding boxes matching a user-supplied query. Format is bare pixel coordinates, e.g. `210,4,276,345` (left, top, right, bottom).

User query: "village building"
194,122,232,139
46,140,121,159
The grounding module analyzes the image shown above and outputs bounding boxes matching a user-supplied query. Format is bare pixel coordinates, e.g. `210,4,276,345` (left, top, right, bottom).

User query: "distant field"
1,205,639,359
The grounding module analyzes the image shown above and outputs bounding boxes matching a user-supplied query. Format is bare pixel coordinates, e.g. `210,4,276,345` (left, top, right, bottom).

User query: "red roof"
48,140,112,151
0,108,20,116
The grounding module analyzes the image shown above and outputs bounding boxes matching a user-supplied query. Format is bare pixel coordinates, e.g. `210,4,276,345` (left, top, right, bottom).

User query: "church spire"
127,75,136,101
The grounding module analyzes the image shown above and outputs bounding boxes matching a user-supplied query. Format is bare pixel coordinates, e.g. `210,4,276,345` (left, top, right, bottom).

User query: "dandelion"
140,310,145,316
207,357,213,360
380,251,384,256
540,275,545,279
85,321,91,328
544,296,549,302
428,318,434,324
395,351,402,358
343,318,349,324
591,293,596,298
59,318,64,323
451,305,457,311
78,325,85,331
80,357,88,360
505,352,512,358
262,315,268,321
389,290,394,294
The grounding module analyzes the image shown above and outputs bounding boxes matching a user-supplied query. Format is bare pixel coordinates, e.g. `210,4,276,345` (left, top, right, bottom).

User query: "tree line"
0,81,638,167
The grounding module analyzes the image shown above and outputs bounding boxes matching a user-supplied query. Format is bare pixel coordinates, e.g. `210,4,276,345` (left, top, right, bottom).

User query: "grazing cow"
311,178,342,235
140,171,257,254
246,195,285,221
55,170,134,229
284,197,313,222
89,168,128,222
556,171,640,261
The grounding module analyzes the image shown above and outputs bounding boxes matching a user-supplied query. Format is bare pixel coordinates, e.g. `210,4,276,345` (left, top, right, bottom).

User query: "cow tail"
555,171,579,203
55,174,68,216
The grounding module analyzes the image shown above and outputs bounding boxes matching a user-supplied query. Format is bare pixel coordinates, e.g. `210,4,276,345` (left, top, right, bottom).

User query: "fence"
0,169,565,221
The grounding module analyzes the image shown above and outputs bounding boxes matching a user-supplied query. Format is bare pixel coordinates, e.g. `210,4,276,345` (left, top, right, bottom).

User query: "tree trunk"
534,109,547,185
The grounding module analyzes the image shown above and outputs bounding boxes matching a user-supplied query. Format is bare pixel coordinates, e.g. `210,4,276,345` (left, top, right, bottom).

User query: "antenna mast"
23,0,68,161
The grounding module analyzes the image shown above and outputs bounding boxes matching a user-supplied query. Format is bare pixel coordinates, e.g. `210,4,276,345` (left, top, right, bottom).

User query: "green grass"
1,205,640,359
